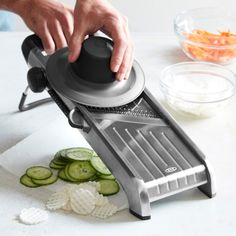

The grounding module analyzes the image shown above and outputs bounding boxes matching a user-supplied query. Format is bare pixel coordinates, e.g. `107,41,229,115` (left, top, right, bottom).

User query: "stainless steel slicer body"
20,34,216,220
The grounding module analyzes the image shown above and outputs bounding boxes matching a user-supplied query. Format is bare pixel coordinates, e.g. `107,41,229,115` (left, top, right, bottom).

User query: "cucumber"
98,174,115,180
60,148,69,158
49,161,65,169
26,166,52,180
58,169,69,181
32,175,58,186
68,161,96,180
90,156,111,175
98,180,120,196
53,151,71,164
88,175,99,181
65,147,95,161
64,164,79,182
20,174,39,188
52,157,68,166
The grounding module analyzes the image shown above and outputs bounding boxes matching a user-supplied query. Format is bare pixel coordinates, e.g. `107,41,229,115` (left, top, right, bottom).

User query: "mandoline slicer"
19,34,216,220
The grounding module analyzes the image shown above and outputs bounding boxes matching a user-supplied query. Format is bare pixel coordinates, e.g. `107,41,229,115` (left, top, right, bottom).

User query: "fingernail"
116,73,121,81
45,49,53,55
124,73,130,80
119,73,125,81
68,53,74,62
113,65,119,73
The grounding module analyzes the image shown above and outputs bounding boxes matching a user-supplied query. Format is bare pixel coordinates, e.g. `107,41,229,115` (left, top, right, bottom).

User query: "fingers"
117,20,134,80
40,22,55,54
58,9,74,46
116,42,133,80
38,16,73,54
68,27,86,62
49,20,67,49
47,10,74,52
110,26,127,75
110,17,134,81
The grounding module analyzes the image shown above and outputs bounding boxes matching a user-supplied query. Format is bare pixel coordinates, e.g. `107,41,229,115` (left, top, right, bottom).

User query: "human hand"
15,0,74,54
69,0,134,81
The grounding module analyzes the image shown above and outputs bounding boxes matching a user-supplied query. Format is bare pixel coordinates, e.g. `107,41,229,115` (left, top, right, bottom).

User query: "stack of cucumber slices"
20,147,119,196
20,166,57,188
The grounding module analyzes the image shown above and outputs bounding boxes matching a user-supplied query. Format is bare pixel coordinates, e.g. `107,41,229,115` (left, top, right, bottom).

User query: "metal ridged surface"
146,165,207,201
104,121,202,183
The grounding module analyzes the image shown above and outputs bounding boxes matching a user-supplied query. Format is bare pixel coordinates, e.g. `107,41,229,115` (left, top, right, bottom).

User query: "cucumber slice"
90,156,111,175
52,159,67,166
49,161,65,169
58,169,69,181
53,151,71,164
26,166,52,180
88,175,99,181
98,174,115,180
60,149,69,158
65,147,95,161
68,161,96,180
98,180,120,196
32,175,58,186
64,164,79,182
20,174,39,188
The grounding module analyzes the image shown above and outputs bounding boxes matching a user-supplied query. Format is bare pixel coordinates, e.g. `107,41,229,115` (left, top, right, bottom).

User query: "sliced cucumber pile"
20,147,119,196
20,166,57,188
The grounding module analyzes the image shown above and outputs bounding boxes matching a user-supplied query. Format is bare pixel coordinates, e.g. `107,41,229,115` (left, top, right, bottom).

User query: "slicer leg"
199,183,216,198
198,159,216,198
125,179,151,220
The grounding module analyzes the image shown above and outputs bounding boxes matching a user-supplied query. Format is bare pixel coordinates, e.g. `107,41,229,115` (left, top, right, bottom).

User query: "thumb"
68,29,85,63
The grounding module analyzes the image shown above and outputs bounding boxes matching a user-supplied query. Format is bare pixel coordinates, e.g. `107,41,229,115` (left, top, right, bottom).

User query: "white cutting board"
0,117,91,178
0,116,129,235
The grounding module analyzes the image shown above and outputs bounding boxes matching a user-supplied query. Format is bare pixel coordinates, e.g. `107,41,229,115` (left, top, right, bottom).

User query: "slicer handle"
21,34,49,68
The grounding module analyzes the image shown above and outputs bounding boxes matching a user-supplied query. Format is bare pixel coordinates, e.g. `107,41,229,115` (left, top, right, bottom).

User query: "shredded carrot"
183,29,236,63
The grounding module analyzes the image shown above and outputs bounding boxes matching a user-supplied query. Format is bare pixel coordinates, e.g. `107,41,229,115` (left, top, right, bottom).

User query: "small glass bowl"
160,62,236,118
174,7,236,64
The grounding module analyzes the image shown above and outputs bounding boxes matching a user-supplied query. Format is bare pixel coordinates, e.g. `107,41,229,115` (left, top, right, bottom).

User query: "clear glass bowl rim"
160,61,236,103
174,7,236,49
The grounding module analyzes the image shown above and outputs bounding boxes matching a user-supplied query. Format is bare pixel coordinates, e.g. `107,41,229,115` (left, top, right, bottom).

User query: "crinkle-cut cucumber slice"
68,161,96,180
32,175,58,186
20,174,39,188
90,156,111,175
98,180,120,196
26,166,52,180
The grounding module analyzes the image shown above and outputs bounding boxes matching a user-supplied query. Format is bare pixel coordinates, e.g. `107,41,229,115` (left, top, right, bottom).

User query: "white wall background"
13,0,236,33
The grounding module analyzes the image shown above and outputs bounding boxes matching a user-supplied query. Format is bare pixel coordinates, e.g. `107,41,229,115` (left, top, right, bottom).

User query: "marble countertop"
0,32,236,236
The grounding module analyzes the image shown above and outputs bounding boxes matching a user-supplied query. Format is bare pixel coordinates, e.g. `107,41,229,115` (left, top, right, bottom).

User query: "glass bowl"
160,62,236,118
174,7,236,64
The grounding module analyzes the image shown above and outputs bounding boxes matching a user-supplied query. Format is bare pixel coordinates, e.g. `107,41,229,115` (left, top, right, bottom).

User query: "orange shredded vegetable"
183,29,236,63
